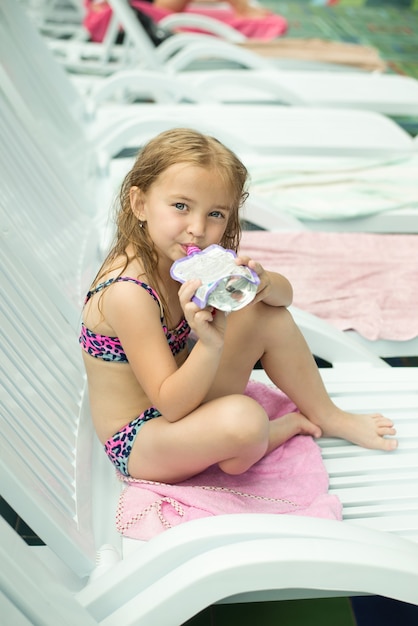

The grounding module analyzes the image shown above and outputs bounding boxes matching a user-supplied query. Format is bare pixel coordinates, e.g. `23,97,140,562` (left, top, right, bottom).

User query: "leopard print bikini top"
79,277,190,362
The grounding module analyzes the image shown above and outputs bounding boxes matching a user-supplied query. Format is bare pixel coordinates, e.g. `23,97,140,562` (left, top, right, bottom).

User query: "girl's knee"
223,395,269,446
217,395,269,475
262,302,294,328
247,302,296,341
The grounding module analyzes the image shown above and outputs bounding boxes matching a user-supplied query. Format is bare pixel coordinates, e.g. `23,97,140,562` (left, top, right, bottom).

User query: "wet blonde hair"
93,128,249,324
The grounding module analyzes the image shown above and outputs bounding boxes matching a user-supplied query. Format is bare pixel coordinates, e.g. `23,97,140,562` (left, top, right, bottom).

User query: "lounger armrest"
78,514,418,622
107,539,418,623
190,68,306,104
93,116,255,174
162,37,273,71
85,70,208,117
289,306,389,368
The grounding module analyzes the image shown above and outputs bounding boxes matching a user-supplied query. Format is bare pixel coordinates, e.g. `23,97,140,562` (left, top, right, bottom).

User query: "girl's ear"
129,186,146,221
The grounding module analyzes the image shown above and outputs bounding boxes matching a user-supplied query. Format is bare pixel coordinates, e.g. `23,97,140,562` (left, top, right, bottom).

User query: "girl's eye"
175,202,187,211
210,211,225,219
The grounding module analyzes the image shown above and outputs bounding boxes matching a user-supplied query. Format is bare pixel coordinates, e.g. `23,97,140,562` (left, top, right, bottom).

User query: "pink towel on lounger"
240,231,418,342
116,380,342,540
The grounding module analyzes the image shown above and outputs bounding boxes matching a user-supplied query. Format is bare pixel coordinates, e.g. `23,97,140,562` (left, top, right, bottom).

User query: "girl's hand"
178,279,226,347
235,255,271,304
235,255,293,307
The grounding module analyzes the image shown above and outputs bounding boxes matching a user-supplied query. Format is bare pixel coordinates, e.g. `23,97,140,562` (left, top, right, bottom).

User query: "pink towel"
84,1,287,43
116,380,342,540
240,231,418,342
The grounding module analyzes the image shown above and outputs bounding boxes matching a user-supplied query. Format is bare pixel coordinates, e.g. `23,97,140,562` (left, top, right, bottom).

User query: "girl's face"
131,163,234,265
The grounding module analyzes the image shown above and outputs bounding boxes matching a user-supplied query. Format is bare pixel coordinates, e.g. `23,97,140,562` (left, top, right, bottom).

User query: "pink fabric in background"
116,380,342,540
84,0,287,43
240,231,418,342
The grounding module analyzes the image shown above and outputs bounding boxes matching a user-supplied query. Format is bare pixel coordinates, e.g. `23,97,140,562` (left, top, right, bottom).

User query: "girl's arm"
104,280,226,422
154,0,189,11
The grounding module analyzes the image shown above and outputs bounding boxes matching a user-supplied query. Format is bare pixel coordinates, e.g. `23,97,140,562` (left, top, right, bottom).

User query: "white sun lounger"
2,0,415,165
8,0,418,120
1,181,418,624
1,98,418,613
2,36,418,620
23,0,86,38
34,0,418,118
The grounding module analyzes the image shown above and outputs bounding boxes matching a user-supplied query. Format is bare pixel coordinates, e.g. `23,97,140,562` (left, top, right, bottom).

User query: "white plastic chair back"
0,242,96,577
0,518,98,625
0,72,102,323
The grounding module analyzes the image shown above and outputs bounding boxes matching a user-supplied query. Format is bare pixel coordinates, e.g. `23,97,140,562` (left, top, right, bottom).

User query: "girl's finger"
178,279,201,301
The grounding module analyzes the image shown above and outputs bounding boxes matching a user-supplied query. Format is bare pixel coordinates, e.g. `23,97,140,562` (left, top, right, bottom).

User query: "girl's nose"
186,216,205,238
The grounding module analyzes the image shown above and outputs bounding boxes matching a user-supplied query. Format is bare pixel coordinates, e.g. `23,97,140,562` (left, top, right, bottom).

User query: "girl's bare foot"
319,410,397,451
268,412,322,454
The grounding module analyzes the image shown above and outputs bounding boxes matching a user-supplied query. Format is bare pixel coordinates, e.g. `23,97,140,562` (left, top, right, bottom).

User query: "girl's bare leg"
128,395,320,483
128,394,277,482
267,412,321,454
132,303,397,483
214,304,397,451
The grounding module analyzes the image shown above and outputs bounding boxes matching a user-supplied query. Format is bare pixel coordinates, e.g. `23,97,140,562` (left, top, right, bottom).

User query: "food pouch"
170,244,260,312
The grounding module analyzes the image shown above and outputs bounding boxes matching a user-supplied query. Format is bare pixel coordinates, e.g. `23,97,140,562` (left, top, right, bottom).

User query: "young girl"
80,128,397,483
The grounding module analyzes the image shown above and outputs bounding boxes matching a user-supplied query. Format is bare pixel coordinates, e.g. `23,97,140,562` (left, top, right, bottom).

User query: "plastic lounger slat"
0,423,77,519
1,399,75,479
0,332,81,434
